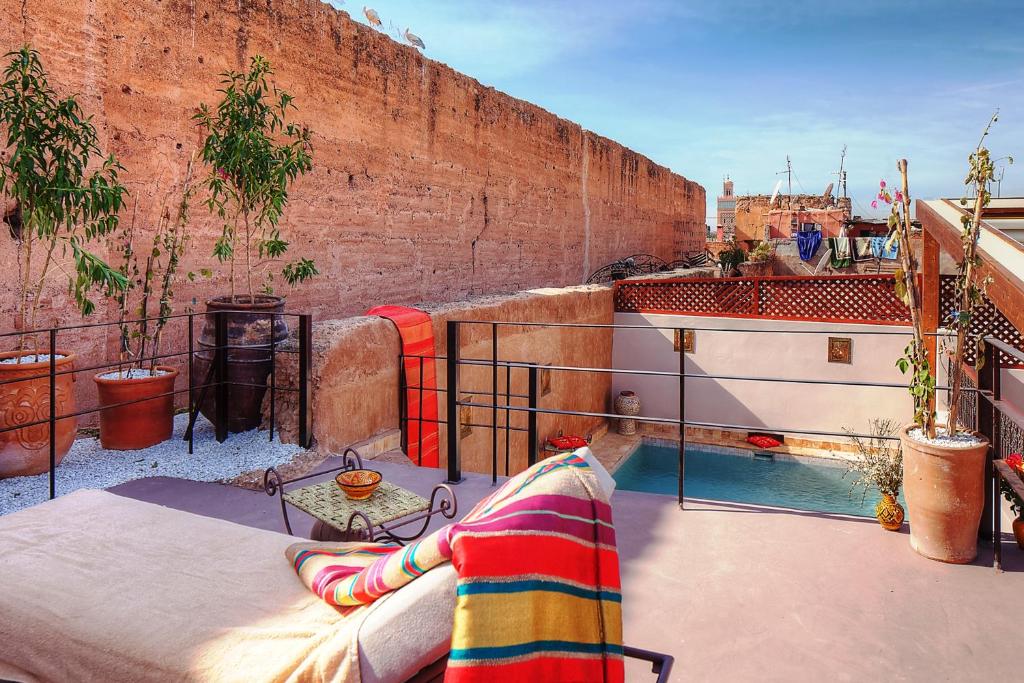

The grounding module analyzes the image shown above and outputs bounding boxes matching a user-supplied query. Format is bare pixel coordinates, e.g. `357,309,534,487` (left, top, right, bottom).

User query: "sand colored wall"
0,0,704,333
270,284,614,476
611,313,914,441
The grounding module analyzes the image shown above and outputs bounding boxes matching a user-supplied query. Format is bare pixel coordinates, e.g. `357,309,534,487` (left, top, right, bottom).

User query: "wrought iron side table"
263,448,457,543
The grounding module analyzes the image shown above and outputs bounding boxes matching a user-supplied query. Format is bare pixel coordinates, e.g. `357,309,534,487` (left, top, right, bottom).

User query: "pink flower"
880,180,887,189
216,168,229,181
871,200,878,209
894,190,904,203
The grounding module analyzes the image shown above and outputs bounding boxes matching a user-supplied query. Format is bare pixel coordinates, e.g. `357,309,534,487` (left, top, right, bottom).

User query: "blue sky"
334,0,1023,225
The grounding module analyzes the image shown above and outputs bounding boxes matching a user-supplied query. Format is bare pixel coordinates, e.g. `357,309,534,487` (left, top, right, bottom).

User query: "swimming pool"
613,442,903,517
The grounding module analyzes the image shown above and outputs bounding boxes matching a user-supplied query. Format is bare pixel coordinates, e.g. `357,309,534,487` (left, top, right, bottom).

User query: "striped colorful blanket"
286,451,624,682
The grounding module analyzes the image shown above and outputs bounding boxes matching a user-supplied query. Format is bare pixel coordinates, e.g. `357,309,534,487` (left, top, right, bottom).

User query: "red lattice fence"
614,274,912,325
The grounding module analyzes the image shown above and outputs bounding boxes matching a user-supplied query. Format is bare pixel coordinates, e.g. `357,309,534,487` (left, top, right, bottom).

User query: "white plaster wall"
612,313,915,439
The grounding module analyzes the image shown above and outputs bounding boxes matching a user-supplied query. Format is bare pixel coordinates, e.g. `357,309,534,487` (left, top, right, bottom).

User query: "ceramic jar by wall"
615,390,641,435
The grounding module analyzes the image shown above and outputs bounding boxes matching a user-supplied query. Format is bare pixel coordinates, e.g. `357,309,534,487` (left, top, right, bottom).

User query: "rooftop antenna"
832,145,848,202
776,156,792,210
992,155,1014,197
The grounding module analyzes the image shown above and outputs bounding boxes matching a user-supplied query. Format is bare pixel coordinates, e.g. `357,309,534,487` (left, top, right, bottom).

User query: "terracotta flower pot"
192,295,288,434
875,493,905,531
0,350,78,478
900,424,989,563
1013,516,1024,550
94,366,179,450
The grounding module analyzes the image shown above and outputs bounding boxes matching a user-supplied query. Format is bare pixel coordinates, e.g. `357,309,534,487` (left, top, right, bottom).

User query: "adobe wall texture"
1,0,704,335
267,283,614,476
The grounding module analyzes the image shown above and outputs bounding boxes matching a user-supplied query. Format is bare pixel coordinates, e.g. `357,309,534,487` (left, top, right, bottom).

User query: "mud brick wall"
0,0,703,421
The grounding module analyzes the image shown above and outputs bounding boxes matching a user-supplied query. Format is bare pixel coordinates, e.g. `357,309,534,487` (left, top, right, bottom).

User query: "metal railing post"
678,328,686,510
187,312,195,454
48,328,57,500
214,310,229,443
398,355,408,454
978,341,999,540
269,312,276,442
418,355,425,467
527,365,539,467
298,314,313,449
445,320,462,483
491,322,498,485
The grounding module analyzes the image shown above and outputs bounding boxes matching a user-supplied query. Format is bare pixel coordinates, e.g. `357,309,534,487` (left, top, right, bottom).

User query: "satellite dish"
823,182,834,199
769,179,783,207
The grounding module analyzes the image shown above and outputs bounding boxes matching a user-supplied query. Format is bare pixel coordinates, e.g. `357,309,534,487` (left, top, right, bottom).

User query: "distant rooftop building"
734,193,853,242
717,178,736,240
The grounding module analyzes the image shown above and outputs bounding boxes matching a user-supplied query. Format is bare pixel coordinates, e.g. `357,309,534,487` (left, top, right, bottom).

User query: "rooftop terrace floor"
110,457,1023,682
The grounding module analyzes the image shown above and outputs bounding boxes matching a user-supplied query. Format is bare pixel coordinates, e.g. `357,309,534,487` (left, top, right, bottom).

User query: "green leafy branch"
193,55,314,302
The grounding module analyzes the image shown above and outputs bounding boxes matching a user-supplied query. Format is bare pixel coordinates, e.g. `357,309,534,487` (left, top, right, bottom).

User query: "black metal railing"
0,309,313,500
976,338,1024,569
420,320,1009,512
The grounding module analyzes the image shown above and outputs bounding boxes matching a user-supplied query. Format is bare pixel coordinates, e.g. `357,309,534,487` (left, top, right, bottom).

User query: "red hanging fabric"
366,305,440,468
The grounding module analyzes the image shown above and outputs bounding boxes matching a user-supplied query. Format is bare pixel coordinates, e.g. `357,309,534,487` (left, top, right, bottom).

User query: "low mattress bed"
0,490,455,683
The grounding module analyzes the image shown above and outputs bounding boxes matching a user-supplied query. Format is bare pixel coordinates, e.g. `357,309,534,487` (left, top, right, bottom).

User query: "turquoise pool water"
613,443,903,517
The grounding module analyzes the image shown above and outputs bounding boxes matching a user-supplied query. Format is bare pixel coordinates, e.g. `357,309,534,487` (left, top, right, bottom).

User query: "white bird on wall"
404,28,425,50
363,6,382,27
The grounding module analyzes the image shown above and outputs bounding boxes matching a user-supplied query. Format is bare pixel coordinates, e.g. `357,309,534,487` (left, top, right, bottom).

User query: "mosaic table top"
283,480,429,532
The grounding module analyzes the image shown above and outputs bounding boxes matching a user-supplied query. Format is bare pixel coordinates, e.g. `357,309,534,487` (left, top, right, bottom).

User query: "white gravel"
907,427,985,448
0,413,304,516
97,368,171,380
0,354,67,364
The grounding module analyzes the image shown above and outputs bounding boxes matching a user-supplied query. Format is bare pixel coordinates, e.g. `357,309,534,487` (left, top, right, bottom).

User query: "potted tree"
883,115,999,563
0,47,127,477
92,162,195,450
192,56,316,433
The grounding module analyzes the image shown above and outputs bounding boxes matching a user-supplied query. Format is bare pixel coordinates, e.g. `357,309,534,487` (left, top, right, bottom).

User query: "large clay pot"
94,366,179,450
192,295,288,434
615,390,641,435
900,424,989,563
0,350,77,478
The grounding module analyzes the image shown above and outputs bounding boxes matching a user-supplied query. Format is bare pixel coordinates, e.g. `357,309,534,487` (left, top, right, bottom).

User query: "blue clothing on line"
870,236,899,259
796,230,822,261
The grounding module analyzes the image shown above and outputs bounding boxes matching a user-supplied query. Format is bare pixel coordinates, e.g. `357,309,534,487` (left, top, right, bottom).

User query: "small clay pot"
94,366,179,450
1013,516,1024,550
875,493,905,531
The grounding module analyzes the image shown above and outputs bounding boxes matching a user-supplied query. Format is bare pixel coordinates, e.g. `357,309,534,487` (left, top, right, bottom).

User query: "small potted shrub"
843,419,904,530
881,115,1001,563
93,163,194,450
0,47,126,477
718,240,746,277
739,241,773,277
999,453,1024,549
191,55,316,433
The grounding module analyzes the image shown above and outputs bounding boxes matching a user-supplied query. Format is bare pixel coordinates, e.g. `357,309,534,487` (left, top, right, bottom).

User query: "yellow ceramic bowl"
335,469,383,500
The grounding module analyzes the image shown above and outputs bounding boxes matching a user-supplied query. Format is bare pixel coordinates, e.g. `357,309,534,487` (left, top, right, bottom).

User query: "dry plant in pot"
881,114,1002,563
842,419,904,531
93,162,195,450
0,47,127,477
191,56,316,433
